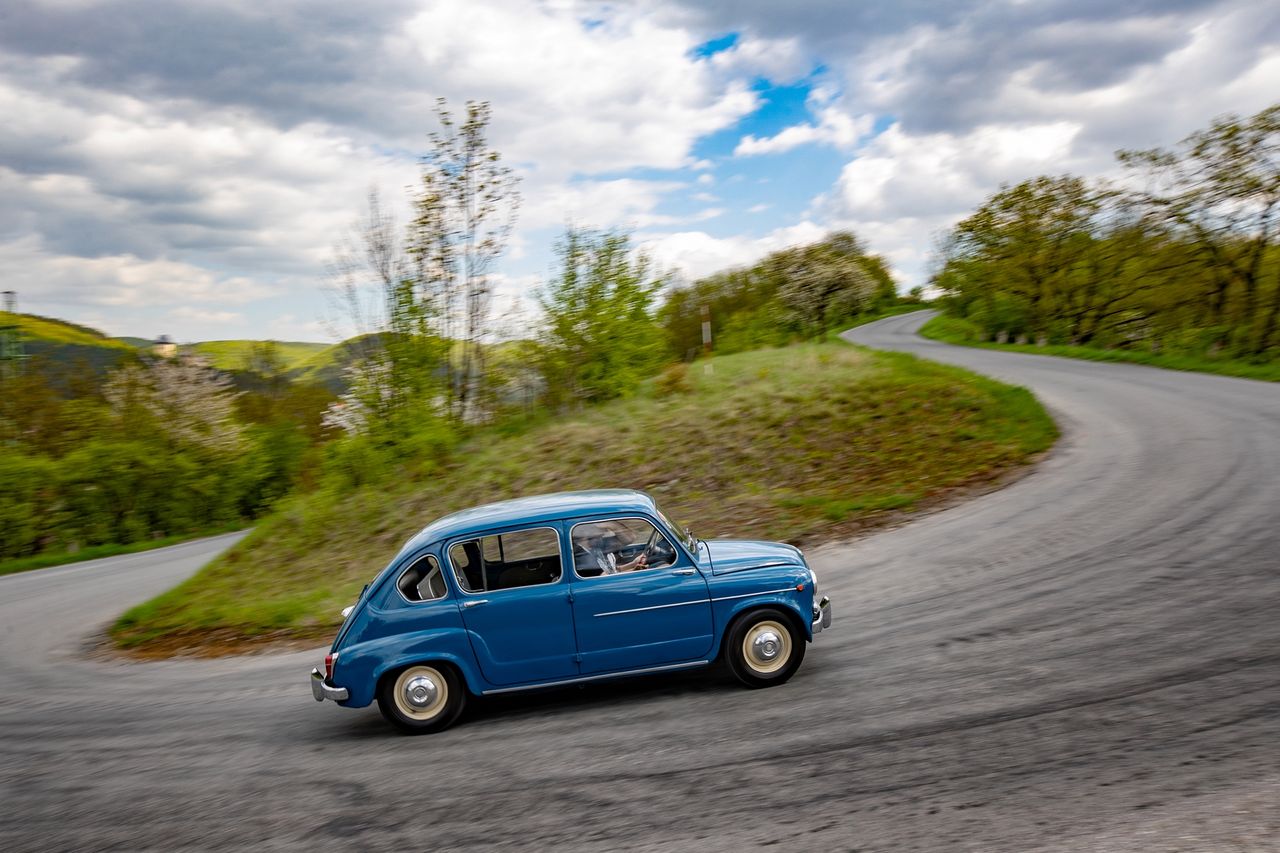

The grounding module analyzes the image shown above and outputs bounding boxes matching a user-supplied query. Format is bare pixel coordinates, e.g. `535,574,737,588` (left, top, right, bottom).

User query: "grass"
188,340,330,371
0,311,135,351
112,341,1057,654
0,523,247,578
920,314,1280,383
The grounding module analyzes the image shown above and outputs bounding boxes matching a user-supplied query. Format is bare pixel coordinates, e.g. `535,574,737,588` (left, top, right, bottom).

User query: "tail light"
324,652,338,681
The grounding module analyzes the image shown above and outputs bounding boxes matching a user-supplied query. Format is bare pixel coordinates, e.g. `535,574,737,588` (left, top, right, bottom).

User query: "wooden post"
701,304,712,375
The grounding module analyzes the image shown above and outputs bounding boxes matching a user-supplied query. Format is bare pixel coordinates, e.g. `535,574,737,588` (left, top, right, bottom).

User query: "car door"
568,515,714,674
448,525,579,686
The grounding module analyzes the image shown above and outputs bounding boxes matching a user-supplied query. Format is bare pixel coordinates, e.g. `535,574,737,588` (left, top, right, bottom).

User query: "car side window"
449,527,562,593
397,555,446,603
571,518,677,578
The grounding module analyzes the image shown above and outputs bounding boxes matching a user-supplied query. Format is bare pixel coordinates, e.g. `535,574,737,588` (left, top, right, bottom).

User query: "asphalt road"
3,310,1279,852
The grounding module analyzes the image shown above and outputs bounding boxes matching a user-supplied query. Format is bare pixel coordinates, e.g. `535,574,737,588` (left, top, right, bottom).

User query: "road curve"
3,311,1279,851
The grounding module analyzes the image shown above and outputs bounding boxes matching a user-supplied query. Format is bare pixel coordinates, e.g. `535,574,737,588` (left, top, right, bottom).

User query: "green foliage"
660,231,900,359
537,228,667,406
934,103,1280,362
0,348,335,562
0,453,58,557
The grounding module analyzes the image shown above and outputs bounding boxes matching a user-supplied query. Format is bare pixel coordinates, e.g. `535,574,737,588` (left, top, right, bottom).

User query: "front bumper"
311,667,350,702
812,596,832,634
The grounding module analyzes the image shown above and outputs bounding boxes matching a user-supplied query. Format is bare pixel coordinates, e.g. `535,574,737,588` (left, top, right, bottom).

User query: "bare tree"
409,99,521,422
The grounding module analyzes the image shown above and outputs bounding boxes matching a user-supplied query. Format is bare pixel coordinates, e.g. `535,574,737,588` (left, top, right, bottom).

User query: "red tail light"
324,652,338,680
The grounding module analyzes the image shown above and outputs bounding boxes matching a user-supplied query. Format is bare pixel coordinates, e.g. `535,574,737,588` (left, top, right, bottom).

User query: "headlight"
808,567,818,598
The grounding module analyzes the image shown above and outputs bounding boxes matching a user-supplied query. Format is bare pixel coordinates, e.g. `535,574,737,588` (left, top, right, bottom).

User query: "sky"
2,0,1278,343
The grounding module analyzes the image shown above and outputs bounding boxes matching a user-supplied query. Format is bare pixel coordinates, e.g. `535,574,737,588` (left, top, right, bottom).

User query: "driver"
574,523,648,575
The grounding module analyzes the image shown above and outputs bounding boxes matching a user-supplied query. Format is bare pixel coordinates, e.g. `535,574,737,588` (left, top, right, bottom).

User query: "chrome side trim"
594,599,707,618
709,587,796,603
712,561,797,575
480,660,709,695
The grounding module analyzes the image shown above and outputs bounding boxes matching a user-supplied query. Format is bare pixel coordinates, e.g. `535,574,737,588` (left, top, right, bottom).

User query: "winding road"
3,310,1278,851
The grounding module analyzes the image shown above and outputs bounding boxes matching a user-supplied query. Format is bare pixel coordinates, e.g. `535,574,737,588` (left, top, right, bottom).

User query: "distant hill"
188,340,330,372
286,335,384,391
4,311,522,396
2,312,136,351
111,336,156,349
1,311,138,385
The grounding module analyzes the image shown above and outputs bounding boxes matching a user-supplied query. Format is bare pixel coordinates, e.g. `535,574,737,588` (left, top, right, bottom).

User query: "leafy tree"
932,103,1280,360
1120,103,1280,354
410,99,521,421
104,356,243,454
538,228,667,406
660,231,898,358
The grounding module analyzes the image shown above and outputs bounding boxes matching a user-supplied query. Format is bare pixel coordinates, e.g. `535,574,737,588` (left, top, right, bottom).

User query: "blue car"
310,489,832,733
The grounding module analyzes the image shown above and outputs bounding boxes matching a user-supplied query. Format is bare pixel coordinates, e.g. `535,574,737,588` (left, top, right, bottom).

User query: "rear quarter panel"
331,581,487,707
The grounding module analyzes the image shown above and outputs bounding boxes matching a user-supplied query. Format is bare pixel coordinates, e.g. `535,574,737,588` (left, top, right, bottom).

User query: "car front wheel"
725,608,806,688
377,663,466,734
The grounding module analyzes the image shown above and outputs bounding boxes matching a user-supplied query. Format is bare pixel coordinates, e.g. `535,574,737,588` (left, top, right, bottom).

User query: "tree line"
0,344,334,561
932,103,1280,360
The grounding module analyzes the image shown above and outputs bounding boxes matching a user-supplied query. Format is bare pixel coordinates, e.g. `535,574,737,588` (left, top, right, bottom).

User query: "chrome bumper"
812,596,832,634
311,667,350,702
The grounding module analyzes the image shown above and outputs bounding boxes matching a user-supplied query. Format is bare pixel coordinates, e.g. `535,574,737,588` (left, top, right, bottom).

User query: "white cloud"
735,105,873,156
641,221,829,281
823,120,1081,221
171,307,243,325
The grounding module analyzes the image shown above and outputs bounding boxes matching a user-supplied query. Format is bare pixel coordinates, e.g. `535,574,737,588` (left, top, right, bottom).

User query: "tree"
409,99,521,421
538,228,667,406
774,234,882,333
1120,103,1280,354
104,356,243,454
659,230,898,358
939,176,1104,339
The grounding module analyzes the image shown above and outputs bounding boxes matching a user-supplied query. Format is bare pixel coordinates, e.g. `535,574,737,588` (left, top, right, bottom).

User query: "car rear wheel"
377,663,466,734
725,608,805,688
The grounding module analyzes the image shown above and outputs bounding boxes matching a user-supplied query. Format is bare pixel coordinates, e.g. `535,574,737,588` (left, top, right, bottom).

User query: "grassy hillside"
189,340,329,371
113,341,1057,655
1,311,135,351
111,336,156,349
2,311,137,381
921,314,1280,383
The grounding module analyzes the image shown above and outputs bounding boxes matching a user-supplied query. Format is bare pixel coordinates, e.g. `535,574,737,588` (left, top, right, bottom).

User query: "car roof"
397,489,659,555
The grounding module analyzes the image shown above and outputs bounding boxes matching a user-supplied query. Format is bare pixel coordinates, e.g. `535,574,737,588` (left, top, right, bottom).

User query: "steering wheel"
640,528,659,564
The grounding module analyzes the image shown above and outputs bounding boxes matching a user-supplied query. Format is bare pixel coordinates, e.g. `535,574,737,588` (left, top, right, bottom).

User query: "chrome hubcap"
742,620,791,674
752,630,782,661
393,666,447,720
404,675,439,708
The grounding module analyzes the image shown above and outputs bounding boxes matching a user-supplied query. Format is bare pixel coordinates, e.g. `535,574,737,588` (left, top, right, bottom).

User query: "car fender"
705,571,814,658
334,627,487,707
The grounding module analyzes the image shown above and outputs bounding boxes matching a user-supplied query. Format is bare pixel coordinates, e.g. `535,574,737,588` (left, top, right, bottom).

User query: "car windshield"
655,506,697,552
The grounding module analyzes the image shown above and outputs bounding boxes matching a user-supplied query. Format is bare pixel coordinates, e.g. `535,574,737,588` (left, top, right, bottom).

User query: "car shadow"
463,665,736,727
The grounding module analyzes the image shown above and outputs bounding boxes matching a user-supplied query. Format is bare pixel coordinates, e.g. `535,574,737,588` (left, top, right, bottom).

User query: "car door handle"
463,599,490,608
671,568,696,576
